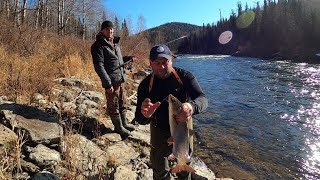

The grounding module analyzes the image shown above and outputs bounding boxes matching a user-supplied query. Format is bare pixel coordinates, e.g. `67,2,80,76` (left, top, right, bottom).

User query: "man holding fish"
134,44,208,180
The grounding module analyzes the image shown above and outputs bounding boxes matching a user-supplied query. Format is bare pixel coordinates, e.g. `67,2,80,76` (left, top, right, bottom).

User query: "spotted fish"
168,94,195,173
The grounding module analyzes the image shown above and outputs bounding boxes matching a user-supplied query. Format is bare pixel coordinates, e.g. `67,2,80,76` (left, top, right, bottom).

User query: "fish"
168,94,195,173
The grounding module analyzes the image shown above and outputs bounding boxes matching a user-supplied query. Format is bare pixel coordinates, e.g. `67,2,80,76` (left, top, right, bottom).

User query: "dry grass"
0,130,27,180
0,35,100,103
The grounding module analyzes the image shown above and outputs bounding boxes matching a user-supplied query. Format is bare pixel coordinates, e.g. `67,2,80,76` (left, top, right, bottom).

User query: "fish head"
168,94,182,115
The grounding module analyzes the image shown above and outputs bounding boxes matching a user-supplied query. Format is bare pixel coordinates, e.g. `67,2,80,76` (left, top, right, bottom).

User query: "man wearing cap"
91,20,135,139
134,44,208,179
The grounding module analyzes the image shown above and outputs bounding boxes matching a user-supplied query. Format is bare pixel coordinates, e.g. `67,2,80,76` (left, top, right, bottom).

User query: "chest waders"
149,68,194,155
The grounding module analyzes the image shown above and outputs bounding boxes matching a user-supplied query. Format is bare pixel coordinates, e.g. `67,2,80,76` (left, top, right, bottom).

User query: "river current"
174,55,320,179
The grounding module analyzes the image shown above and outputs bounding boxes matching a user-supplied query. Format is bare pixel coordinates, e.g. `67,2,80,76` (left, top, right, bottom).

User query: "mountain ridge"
142,22,201,50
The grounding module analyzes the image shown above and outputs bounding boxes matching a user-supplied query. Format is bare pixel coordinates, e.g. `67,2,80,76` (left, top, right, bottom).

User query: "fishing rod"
113,35,188,71
165,35,187,45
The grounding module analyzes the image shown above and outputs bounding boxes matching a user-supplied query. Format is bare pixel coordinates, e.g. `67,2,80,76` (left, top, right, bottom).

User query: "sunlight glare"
218,31,233,45
236,11,256,29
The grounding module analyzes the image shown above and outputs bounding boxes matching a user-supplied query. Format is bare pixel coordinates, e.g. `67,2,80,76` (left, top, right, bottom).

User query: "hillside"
143,22,201,51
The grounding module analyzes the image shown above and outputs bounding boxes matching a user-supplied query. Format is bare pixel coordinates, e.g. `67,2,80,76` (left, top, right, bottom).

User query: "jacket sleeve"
185,72,208,115
133,78,151,125
91,44,112,89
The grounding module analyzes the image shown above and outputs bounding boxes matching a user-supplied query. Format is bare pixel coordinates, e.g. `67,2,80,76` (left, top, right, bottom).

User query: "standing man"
91,20,135,139
134,44,208,179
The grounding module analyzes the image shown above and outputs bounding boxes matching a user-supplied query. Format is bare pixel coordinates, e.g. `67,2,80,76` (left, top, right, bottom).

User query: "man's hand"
175,103,193,122
105,86,114,94
141,98,161,118
131,56,137,62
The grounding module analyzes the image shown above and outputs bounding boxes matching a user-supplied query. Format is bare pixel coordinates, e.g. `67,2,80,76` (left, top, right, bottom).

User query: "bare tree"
57,0,64,35
35,0,44,29
1,0,11,18
136,15,147,33
21,0,27,24
14,0,21,26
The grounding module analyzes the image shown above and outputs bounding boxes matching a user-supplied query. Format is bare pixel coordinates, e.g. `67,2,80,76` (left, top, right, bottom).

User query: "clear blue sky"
102,0,263,29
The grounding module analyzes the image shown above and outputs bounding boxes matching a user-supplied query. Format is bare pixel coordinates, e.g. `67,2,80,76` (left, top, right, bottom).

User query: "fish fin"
168,153,175,161
167,136,174,145
171,165,196,173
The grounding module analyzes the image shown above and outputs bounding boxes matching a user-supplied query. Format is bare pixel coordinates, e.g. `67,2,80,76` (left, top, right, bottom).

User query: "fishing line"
160,94,170,104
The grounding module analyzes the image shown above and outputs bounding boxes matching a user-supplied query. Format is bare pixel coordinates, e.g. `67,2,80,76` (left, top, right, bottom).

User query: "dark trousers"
150,124,191,180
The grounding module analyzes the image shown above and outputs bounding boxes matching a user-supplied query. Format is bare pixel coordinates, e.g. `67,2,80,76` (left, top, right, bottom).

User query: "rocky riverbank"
0,76,231,180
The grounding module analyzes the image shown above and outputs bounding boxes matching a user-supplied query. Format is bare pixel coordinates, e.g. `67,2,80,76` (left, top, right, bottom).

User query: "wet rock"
191,156,216,180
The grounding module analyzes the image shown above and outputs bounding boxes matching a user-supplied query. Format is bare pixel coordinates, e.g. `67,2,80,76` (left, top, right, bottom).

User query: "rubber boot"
111,116,131,139
121,112,135,131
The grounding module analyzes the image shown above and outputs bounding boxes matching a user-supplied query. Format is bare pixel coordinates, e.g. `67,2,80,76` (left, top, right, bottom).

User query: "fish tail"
171,165,196,173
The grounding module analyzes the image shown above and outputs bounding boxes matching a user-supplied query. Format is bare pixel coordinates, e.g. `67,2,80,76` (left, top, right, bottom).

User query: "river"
174,55,320,180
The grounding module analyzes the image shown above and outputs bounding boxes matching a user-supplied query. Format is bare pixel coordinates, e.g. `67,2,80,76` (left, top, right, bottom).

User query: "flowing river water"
173,55,320,179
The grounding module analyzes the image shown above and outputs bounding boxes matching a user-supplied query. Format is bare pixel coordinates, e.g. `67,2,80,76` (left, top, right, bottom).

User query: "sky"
102,0,264,29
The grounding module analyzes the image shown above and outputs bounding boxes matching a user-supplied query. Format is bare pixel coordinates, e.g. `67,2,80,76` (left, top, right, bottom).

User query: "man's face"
101,27,114,39
150,57,173,79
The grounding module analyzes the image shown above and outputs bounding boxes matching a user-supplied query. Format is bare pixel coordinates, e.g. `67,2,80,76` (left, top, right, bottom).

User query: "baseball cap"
149,44,172,61
101,20,113,30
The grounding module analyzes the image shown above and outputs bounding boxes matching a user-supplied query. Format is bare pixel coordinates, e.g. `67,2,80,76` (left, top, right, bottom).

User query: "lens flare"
218,31,233,45
236,11,256,29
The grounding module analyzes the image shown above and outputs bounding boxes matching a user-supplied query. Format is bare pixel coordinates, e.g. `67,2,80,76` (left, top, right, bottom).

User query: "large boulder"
0,123,17,145
0,103,63,145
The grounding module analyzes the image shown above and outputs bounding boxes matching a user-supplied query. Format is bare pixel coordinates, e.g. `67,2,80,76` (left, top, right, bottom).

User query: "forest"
178,0,320,63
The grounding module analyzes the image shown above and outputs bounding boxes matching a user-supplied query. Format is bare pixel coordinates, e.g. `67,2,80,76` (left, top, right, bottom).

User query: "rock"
33,93,45,101
129,130,150,146
13,172,30,180
60,134,109,177
0,123,18,145
82,99,99,108
58,89,75,102
21,159,40,173
32,171,59,180
191,156,216,180
137,169,153,180
114,165,137,180
99,133,122,143
105,141,140,166
29,144,61,167
54,77,95,89
0,104,63,145
126,109,135,122
0,96,12,105
81,91,105,104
